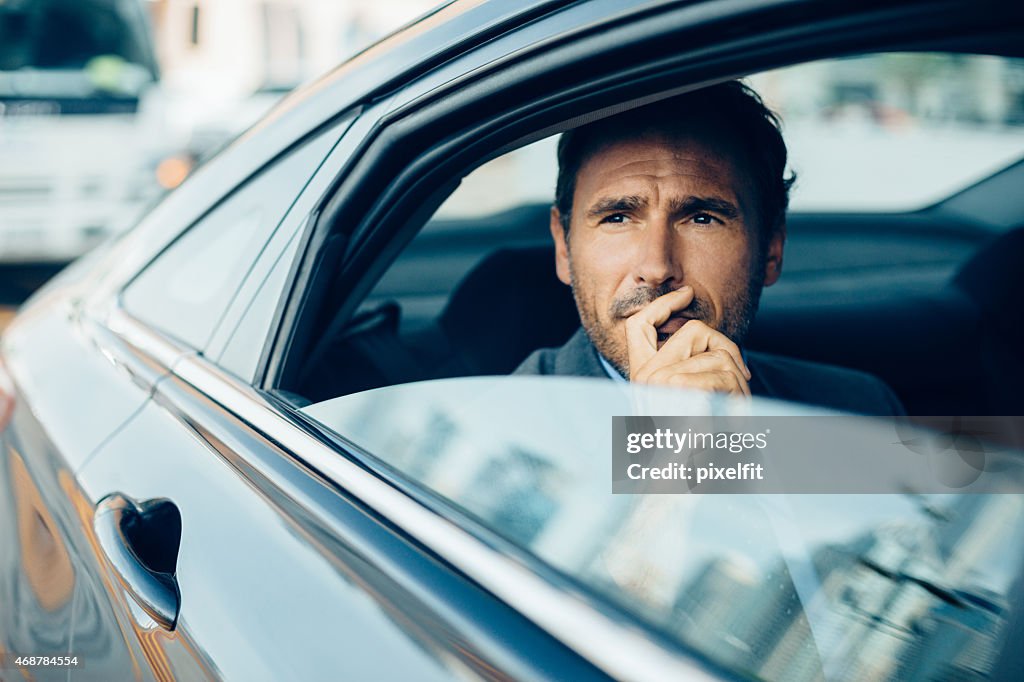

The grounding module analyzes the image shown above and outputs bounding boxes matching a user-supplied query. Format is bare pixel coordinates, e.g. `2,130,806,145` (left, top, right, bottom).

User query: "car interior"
291,156,1024,416
284,50,1024,418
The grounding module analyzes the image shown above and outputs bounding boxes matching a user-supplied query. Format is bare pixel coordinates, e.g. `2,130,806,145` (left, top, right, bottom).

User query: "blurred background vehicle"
0,0,167,273
0,0,435,304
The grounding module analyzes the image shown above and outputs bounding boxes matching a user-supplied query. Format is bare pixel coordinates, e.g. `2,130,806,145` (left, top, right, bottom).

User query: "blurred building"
147,0,431,96
752,53,1024,127
143,0,436,146
316,383,1024,681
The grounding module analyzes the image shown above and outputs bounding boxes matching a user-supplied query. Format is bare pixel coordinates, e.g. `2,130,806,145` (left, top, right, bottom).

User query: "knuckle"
687,320,712,337
709,348,732,363
637,363,662,383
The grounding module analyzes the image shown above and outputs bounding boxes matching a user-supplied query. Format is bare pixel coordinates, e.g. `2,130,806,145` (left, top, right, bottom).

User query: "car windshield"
0,0,156,98
301,378,1024,681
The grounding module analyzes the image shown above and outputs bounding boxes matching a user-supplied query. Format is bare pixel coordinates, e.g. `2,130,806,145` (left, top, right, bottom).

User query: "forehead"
574,132,751,207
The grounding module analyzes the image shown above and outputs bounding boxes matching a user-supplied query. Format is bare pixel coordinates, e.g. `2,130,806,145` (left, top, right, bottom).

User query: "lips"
656,314,695,338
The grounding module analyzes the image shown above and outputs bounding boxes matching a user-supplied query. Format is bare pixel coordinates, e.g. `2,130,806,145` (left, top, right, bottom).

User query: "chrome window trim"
105,305,190,374
81,303,192,395
106,307,722,682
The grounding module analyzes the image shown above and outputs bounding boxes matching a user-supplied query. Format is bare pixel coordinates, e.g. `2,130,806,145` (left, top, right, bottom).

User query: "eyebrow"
586,194,741,220
586,195,647,218
668,195,740,220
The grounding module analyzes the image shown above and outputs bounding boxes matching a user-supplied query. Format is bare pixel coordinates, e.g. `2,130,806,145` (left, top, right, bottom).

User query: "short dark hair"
554,81,795,245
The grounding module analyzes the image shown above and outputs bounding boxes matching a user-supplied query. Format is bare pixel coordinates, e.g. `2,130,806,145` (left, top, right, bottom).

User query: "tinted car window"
121,131,337,350
217,227,302,381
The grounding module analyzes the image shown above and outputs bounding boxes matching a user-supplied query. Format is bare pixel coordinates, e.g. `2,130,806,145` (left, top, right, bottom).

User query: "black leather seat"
430,246,579,375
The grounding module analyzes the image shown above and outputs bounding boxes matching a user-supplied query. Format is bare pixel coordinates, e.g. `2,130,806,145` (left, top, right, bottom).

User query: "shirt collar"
598,353,629,383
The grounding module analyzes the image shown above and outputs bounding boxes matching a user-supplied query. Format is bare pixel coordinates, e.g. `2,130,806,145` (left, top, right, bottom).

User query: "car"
2,0,1024,680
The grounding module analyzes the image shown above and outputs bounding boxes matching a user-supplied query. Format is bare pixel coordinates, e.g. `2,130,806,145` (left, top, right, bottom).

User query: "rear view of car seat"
428,246,579,375
952,226,1024,414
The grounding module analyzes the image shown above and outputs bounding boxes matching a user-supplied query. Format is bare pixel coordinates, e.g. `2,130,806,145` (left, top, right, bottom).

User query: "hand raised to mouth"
625,287,752,397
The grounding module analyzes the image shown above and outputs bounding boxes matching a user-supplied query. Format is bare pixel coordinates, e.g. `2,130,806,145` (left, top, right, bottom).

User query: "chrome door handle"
94,494,182,630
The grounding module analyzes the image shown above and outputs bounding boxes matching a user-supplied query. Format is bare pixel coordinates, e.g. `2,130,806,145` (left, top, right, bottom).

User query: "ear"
762,222,785,287
550,207,572,286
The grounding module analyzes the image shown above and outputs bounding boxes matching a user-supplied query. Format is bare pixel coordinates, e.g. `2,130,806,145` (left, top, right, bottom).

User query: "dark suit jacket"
514,328,905,416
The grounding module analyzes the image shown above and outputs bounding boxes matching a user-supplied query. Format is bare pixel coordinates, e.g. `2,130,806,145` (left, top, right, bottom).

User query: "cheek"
694,228,754,268
572,238,633,298
682,232,756,300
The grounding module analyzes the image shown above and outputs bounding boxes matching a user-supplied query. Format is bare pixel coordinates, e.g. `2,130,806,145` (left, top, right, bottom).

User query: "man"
515,81,904,416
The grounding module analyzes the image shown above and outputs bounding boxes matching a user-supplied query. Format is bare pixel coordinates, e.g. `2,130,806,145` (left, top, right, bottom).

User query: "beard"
569,257,765,379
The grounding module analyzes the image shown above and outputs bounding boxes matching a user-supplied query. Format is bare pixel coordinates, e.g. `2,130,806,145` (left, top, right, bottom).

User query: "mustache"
610,284,714,322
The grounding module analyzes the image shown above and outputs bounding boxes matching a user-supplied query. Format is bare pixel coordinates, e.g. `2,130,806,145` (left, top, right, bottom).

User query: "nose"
633,220,682,288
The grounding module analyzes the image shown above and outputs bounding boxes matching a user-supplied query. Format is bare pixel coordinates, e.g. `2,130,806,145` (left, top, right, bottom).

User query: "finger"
643,369,748,397
658,320,750,380
625,287,693,377
646,358,750,398
666,351,752,397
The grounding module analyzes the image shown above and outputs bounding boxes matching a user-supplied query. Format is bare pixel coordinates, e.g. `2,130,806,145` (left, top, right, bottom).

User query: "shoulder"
747,351,905,416
513,347,557,375
513,328,607,378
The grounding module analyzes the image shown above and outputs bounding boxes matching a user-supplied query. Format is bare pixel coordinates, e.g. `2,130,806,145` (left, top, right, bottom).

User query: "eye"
599,213,629,224
691,213,719,225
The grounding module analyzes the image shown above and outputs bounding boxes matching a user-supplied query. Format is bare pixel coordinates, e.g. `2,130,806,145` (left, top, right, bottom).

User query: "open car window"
433,53,1024,221
287,52,1024,417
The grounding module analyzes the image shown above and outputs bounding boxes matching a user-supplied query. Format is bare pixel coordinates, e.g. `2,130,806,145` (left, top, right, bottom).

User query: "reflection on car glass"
302,378,1024,681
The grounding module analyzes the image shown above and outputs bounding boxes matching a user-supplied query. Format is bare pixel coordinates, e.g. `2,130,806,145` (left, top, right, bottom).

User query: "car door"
48,111,368,681
0,118,348,682
61,90,619,679
0,122,360,682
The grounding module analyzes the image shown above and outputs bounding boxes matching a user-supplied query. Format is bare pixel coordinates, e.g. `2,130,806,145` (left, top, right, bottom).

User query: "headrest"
954,227,1024,346
439,246,579,374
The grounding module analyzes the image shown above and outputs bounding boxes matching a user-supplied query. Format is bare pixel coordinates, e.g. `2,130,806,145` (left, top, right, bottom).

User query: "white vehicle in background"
0,0,181,266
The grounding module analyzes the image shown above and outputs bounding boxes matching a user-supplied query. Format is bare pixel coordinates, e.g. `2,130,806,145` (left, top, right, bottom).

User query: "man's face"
552,131,784,377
